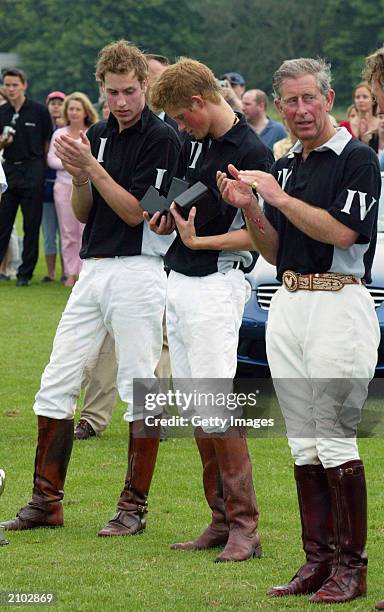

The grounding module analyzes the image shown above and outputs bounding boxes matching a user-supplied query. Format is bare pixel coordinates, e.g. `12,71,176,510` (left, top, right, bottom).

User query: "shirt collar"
216,112,248,145
260,118,273,133
3,98,28,114
289,126,352,157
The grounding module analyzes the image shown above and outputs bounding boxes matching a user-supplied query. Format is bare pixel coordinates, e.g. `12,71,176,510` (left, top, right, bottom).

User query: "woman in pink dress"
48,92,98,288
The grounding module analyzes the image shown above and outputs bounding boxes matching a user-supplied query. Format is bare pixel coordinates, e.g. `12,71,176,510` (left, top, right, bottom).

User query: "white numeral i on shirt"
97,138,108,162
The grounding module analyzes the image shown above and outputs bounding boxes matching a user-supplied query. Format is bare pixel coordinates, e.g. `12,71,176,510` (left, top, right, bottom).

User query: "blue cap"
219,72,245,86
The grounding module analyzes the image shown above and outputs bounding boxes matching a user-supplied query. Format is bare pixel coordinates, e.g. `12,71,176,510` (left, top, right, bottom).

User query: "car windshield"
379,173,384,233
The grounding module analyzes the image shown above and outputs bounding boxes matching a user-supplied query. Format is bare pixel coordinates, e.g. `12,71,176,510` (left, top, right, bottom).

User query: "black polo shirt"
264,128,381,283
81,105,180,259
0,99,52,163
165,113,274,276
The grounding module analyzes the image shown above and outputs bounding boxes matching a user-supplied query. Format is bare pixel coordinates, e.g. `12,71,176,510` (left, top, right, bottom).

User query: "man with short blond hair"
0,40,180,538
149,57,273,562
74,49,178,442
152,57,222,113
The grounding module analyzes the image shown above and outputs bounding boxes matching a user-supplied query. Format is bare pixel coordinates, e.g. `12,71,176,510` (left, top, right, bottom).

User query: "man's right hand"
217,164,254,210
54,132,93,178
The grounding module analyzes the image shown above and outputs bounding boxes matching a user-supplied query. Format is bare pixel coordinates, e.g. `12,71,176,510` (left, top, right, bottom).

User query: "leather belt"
282,270,364,292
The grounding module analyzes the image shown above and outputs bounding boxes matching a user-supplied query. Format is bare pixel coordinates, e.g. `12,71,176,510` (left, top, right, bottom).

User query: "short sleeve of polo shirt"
242,146,274,175
327,146,380,242
129,132,180,200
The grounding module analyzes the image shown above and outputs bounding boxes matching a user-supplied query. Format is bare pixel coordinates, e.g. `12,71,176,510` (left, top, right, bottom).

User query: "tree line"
0,0,383,109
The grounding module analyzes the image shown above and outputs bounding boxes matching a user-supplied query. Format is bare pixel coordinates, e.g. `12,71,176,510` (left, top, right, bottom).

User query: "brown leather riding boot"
98,420,160,536
0,416,74,530
213,428,262,562
310,460,367,604
269,463,334,597
171,429,228,550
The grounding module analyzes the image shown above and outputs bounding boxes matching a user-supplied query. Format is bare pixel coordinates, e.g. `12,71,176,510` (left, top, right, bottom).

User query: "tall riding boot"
171,428,229,550
310,460,368,604
213,427,262,562
98,420,160,536
0,416,74,530
269,464,334,597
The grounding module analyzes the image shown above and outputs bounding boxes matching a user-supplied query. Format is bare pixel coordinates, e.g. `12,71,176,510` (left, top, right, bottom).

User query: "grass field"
1,253,384,611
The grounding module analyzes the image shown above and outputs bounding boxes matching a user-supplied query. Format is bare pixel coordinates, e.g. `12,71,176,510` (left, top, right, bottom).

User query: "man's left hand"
170,203,199,249
144,210,175,235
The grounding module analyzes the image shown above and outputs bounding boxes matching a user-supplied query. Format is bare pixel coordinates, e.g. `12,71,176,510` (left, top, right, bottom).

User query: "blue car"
237,176,384,376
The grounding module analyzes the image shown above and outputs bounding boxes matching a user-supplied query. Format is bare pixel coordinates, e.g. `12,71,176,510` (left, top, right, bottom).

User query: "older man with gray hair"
218,56,380,604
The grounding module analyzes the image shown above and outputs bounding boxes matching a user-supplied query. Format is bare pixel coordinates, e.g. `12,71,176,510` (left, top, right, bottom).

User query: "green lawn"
0,253,383,611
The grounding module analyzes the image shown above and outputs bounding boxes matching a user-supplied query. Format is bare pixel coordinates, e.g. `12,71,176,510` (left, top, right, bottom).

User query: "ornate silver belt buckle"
283,270,299,292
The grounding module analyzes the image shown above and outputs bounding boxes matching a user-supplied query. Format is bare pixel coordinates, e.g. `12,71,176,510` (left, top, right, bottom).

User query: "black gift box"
167,177,190,203
174,181,221,229
140,185,170,216
140,178,190,217
140,177,220,229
